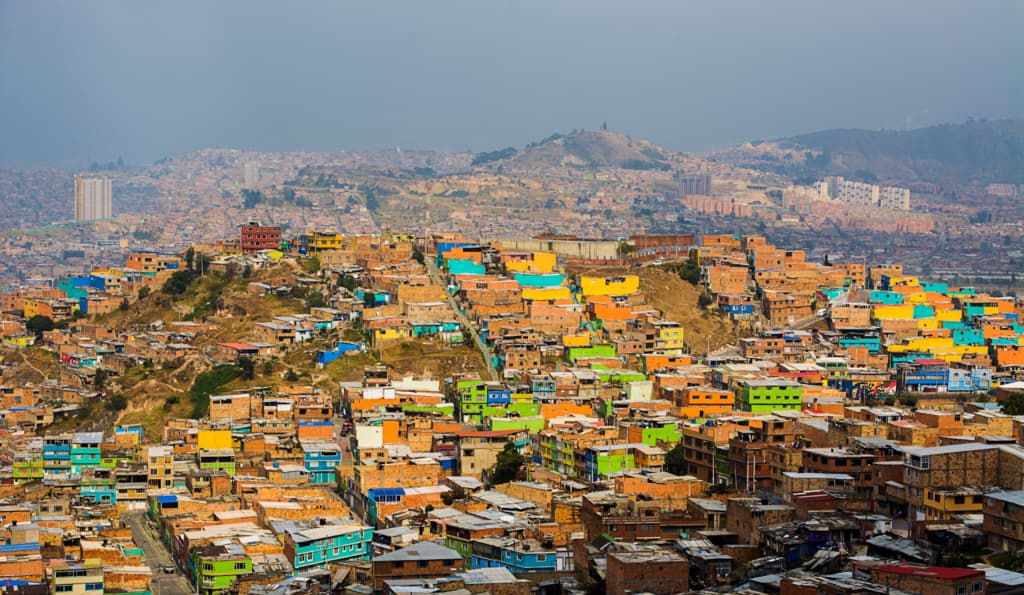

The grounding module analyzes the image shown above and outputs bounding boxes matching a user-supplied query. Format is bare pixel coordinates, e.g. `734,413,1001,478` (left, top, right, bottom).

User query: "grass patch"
188,364,241,418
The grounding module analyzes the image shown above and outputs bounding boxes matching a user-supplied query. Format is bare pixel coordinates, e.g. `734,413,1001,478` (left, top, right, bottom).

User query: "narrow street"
123,512,192,595
425,257,499,381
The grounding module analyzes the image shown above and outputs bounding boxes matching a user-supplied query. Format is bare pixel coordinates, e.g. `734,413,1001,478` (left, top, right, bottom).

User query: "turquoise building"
300,440,341,484
71,431,103,474
447,259,486,276
286,524,373,571
513,273,565,287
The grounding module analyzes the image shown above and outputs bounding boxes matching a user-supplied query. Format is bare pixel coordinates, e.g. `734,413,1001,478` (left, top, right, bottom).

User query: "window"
203,563,214,571
85,584,103,591
234,562,247,571
957,585,968,595
55,586,72,593
418,560,429,568
972,581,983,592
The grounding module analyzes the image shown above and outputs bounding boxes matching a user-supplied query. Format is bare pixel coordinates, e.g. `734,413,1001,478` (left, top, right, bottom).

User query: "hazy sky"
1,1,1020,167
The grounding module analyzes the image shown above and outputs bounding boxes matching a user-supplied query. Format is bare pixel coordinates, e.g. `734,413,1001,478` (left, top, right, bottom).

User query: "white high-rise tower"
74,175,112,221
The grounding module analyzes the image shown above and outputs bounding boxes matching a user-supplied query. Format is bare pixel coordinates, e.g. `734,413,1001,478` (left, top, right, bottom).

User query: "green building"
634,420,682,446
489,415,546,434
193,545,252,595
583,444,639,482
736,379,803,412
453,380,509,424
13,452,43,483
567,344,617,364
197,448,236,476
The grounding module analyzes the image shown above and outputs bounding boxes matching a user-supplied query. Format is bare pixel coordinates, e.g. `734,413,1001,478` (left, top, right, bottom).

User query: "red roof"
913,358,948,366
218,342,259,350
876,563,983,580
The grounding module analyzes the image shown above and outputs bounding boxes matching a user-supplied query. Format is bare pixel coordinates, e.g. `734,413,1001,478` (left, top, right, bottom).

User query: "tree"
162,270,196,295
26,315,55,337
677,259,701,285
238,357,255,381
301,257,321,274
138,286,151,300
488,440,525,486
1002,393,1024,416
119,298,130,311
412,249,425,265
105,394,128,412
185,247,195,271
284,369,299,382
93,368,108,391
665,442,685,475
305,291,326,309
242,189,263,209
261,360,274,376
698,293,714,310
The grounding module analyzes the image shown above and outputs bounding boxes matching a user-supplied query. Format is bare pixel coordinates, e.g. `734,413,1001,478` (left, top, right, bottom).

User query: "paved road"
123,512,192,595
425,258,499,381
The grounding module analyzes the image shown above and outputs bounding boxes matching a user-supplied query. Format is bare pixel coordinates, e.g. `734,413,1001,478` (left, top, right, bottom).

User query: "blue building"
897,359,949,393
42,434,72,479
470,536,569,574
285,524,373,572
316,341,363,366
300,440,341,484
485,386,511,406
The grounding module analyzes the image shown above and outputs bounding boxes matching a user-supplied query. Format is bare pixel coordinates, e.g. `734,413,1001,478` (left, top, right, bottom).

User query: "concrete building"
74,174,112,222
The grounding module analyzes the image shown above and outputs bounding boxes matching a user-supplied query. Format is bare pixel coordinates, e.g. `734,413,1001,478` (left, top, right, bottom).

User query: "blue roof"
298,421,334,427
0,542,38,553
157,495,178,504
368,488,405,498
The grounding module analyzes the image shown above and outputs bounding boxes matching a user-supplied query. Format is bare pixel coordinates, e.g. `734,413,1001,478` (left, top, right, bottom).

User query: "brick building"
606,549,689,595
240,222,282,254
371,541,463,592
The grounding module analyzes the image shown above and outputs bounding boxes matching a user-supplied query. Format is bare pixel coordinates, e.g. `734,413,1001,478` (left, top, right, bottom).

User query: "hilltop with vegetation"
711,118,1024,185
475,128,677,171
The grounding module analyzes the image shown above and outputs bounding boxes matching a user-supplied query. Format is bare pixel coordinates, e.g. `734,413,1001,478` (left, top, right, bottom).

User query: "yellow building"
382,232,416,243
522,287,572,301
922,487,985,521
872,304,914,320
579,275,640,297
505,252,557,274
654,322,685,352
197,430,232,451
371,326,414,346
305,231,346,253
562,334,592,347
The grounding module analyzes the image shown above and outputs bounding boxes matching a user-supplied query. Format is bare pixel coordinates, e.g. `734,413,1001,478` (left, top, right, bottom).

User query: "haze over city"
1,0,1021,167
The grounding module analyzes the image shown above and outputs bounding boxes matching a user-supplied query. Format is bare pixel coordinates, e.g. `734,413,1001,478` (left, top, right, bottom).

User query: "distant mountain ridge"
713,118,1024,186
